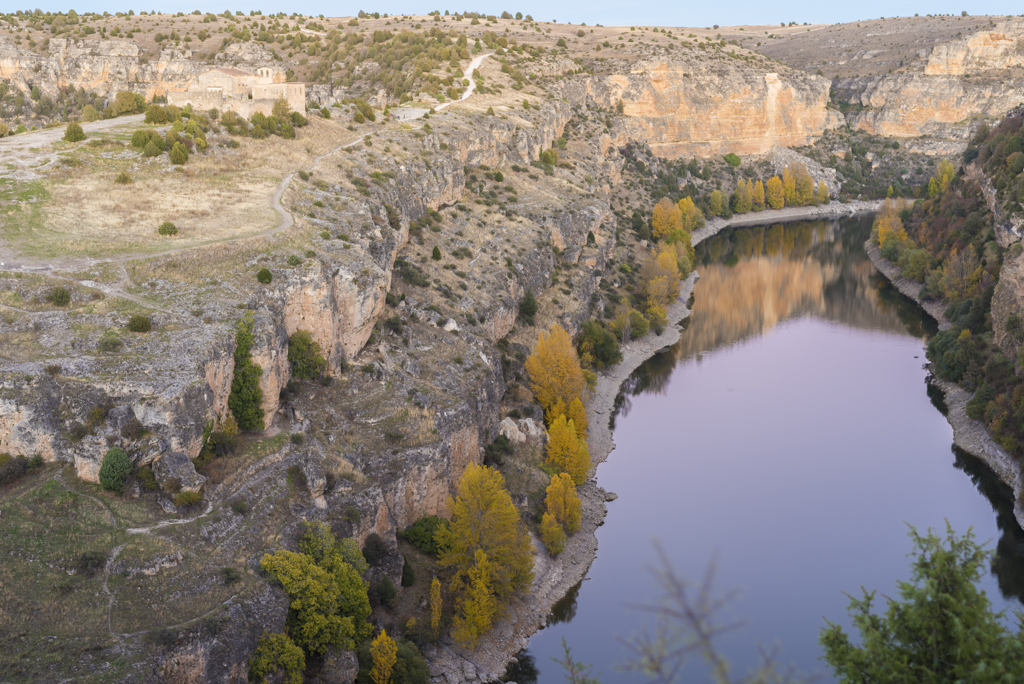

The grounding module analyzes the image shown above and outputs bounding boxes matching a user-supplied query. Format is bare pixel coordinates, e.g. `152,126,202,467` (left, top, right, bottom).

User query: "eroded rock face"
0,36,276,100
925,19,1024,75
844,20,1024,143
557,58,841,158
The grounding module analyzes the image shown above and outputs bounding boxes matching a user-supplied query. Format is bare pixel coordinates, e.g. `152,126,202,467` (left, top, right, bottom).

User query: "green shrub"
158,220,178,236
228,311,265,431
723,152,741,167
114,171,132,185
578,320,622,369
48,286,71,307
374,575,397,607
76,550,107,577
401,558,415,587
288,330,328,380
256,267,273,284
174,490,202,508
399,515,446,557
291,112,307,127
431,246,442,260
169,142,189,165
298,170,310,181
220,566,242,584
98,331,123,352
81,104,100,122
127,314,152,332
518,289,538,325
0,453,43,485
99,447,132,493
287,254,303,266
64,122,86,142
483,434,513,467
130,130,150,147
230,499,249,516
362,532,388,566
143,140,161,157
144,104,168,124
136,465,157,491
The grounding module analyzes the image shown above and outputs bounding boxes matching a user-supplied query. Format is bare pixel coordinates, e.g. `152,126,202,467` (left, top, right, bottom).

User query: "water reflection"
613,217,937,428
953,447,1024,604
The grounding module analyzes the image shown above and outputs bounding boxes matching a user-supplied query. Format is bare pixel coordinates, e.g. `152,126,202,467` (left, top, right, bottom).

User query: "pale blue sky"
15,1,1024,28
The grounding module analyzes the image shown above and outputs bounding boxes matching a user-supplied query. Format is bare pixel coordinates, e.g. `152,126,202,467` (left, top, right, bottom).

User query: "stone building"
168,66,306,118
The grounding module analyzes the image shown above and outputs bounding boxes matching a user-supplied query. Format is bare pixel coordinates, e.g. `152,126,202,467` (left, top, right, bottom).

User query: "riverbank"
691,199,883,245
865,243,1024,530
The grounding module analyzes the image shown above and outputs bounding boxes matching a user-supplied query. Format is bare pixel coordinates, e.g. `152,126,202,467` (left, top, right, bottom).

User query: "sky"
12,1,1024,29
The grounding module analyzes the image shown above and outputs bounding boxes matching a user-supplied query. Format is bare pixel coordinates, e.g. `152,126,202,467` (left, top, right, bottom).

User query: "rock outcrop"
842,19,1024,146
0,36,278,100
556,58,842,158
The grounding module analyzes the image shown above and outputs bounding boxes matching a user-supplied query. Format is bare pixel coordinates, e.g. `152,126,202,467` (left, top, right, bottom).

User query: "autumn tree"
437,463,534,626
540,513,566,556
708,190,724,217
566,398,587,439
545,473,582,534
930,158,956,197
782,166,796,206
816,180,830,205
451,550,499,647
248,633,306,684
732,179,752,214
430,576,442,639
546,415,591,485
873,199,910,258
525,324,586,415
943,245,983,302
640,249,682,309
792,163,814,206
677,196,705,232
765,176,784,209
752,180,765,211
370,629,398,684
651,197,682,239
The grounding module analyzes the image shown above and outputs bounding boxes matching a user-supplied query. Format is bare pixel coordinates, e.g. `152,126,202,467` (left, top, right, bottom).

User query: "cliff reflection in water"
613,216,937,424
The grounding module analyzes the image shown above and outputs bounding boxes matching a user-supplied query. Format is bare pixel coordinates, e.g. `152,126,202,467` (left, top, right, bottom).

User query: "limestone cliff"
843,19,1024,145
0,36,276,100
556,58,842,158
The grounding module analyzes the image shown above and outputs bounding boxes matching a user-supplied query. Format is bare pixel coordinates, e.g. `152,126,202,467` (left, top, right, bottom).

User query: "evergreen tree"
228,311,265,431
63,121,86,142
821,525,1024,682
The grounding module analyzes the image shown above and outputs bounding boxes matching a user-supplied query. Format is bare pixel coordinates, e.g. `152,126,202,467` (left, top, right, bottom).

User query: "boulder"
153,451,206,493
499,417,526,444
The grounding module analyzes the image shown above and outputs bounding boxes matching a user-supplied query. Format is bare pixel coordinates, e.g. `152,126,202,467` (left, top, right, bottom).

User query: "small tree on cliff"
228,311,265,431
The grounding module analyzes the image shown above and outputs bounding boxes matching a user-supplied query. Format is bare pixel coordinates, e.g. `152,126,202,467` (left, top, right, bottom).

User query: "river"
513,216,1024,683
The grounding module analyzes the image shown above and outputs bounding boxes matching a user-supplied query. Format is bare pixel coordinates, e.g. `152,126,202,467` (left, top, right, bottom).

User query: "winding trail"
436,53,494,111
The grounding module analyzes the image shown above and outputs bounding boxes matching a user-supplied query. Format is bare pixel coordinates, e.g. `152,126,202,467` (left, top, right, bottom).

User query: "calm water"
515,217,1024,683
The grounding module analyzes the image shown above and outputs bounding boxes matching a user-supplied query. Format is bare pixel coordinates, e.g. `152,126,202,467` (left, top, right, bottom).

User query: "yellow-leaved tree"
566,397,587,439
545,473,582,534
540,513,566,555
677,196,705,232
652,196,682,239
525,324,586,416
792,163,814,206
430,576,442,639
451,550,498,648
733,179,752,213
640,249,682,309
546,415,591,485
370,629,397,684
873,199,909,254
752,180,766,211
933,158,956,196
782,166,797,206
437,464,534,644
766,176,784,209
816,180,830,205
708,189,724,216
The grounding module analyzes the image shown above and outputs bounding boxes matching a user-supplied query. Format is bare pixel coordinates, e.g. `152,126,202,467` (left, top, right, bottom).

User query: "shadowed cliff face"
559,58,841,158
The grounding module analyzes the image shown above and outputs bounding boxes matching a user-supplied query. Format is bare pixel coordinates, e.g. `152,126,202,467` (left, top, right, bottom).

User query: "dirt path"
436,53,493,111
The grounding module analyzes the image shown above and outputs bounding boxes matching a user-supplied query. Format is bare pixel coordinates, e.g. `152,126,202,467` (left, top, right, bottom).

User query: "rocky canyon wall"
556,58,842,158
843,19,1024,146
